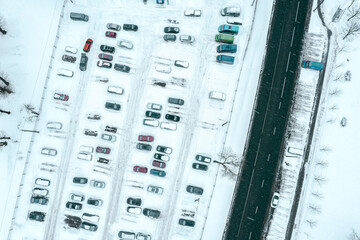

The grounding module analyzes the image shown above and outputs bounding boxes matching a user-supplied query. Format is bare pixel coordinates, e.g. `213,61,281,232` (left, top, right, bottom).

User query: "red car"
53,93,69,101
105,31,117,38
138,135,154,142
97,60,112,68
98,53,113,61
133,166,148,173
83,38,93,52
96,146,111,154
152,160,166,169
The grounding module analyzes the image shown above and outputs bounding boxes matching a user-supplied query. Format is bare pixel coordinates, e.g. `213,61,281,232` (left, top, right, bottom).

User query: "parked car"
82,213,100,223
83,38,93,52
147,185,163,195
217,44,237,53
156,145,172,154
28,211,46,222
30,196,48,205
143,208,160,219
65,46,77,54
98,157,109,164
165,114,180,122
186,185,203,195
99,53,113,61
53,93,69,101
79,53,88,71
79,145,93,153
35,178,51,186
271,192,280,208
101,133,116,142
105,31,117,38
155,64,171,73
220,7,241,17
123,24,138,31
87,113,101,120
81,221,98,232
133,166,148,173
66,201,82,210
184,9,201,17
87,198,103,206
57,68,73,77
178,218,195,227
105,102,121,111
107,23,121,31
152,160,166,168
46,121,62,130
73,177,88,184
62,54,76,63
192,163,208,171
70,193,85,202
41,147,57,156
136,143,152,151
209,91,226,101
154,153,170,162
136,233,151,240
302,61,325,70
218,24,239,35
118,231,136,239
143,118,159,127
77,152,92,161
215,34,234,44
195,154,211,163
97,60,112,68
105,125,117,133
100,44,115,53
91,180,106,188
160,122,177,131
180,35,195,43
118,39,134,49
114,63,130,73
168,97,184,105
127,206,142,215
70,12,89,21
84,129,98,137
164,26,180,33
127,197,142,206
163,34,176,41
174,60,189,68
216,55,235,64
138,135,154,142
33,188,48,197
150,169,166,177
147,103,162,111
145,111,161,119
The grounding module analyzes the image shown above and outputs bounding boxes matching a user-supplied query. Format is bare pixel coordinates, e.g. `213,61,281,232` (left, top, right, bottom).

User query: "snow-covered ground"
0,0,275,240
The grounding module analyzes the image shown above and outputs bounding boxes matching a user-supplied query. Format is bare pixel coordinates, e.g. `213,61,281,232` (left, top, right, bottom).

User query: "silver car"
101,133,116,142
117,39,133,49
147,185,163,195
90,180,106,189
107,23,121,31
180,35,195,43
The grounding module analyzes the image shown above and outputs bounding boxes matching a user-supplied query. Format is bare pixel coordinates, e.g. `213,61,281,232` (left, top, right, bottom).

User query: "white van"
160,122,177,131
57,68,74,77
46,121,63,130
107,86,124,95
82,213,100,223
79,145,93,153
227,17,243,25
209,91,226,101
143,119,159,127
77,152,92,161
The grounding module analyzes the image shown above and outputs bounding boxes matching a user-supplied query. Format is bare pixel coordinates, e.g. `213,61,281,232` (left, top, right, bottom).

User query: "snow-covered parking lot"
2,0,264,239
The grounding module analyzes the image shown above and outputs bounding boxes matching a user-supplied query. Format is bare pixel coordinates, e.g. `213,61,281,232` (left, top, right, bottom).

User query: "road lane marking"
286,51,291,72
278,101,282,109
267,154,271,161
254,140,262,167
255,206,258,214
273,127,277,135
281,77,286,98
295,1,300,22
290,26,296,47
249,231,253,240
261,179,265,188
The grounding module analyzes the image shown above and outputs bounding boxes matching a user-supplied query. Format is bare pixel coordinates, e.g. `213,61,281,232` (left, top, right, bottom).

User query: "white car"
65,46,78,54
184,9,201,17
82,213,100,223
147,185,163,195
33,188,49,197
41,147,57,156
160,122,177,131
46,121,62,130
35,178,50,187
101,133,117,142
70,193,85,202
147,102,162,111
180,35,195,43
155,64,171,73
174,60,189,68
271,192,280,208
127,206,142,215
118,39,133,49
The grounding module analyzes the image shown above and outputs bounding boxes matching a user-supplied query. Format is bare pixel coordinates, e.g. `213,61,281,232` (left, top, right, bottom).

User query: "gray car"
105,102,121,111
143,208,161,219
179,218,195,227
168,97,184,105
29,211,46,222
30,196,48,205
79,53,88,71
163,34,176,41
186,185,203,195
70,12,89,22
106,23,121,31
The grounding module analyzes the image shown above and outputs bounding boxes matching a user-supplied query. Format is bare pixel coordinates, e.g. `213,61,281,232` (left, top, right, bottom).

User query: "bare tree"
347,4,360,21
316,159,329,168
22,104,39,122
326,118,336,124
348,228,360,240
64,215,82,229
331,73,343,82
0,84,13,97
306,219,317,228
0,16,7,35
0,72,10,86
329,104,338,111
214,148,241,180
0,141,7,147
320,146,331,152
314,175,326,186
311,191,323,199
342,21,360,40
308,204,322,214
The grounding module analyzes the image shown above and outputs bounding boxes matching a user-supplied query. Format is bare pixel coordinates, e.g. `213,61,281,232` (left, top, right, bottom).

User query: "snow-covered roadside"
0,0,64,238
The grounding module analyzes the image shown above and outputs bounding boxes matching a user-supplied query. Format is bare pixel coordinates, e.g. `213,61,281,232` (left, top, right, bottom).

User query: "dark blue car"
217,44,237,53
216,55,235,65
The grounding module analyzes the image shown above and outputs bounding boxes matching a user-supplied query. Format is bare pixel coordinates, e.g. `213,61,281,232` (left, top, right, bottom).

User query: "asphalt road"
223,0,312,239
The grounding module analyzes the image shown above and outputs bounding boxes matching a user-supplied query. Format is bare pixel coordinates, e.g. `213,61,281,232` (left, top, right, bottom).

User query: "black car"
87,198,103,206
165,114,180,122
28,211,46,222
98,157,110,164
145,111,161,119
164,26,180,33
30,196,48,205
114,63,131,73
62,54,76,63
186,185,203,195
66,201,82,210
100,44,115,53
81,221,98,232
105,102,121,111
168,97,184,105
192,163,208,171
127,197,142,206
84,129,98,136
105,125,117,133
163,34,176,41
73,177,88,184
143,208,160,219
123,24,138,31
79,53,88,71
156,145,172,154
178,218,195,227
136,143,152,151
